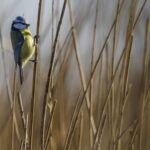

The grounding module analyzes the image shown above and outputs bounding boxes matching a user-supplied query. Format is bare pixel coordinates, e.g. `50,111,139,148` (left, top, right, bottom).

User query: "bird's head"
12,16,30,30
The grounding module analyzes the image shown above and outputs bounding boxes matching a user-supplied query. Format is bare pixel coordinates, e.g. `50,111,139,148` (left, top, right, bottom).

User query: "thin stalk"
53,28,72,71
19,140,24,150
30,0,43,149
97,54,103,122
105,44,111,126
90,0,100,147
116,1,137,121
111,0,120,146
68,0,96,135
44,100,57,150
117,84,133,150
128,122,139,149
52,0,54,44
64,1,125,149
106,44,110,91
78,112,83,150
41,0,67,149
17,92,26,131
17,92,29,145
0,28,20,148
133,0,147,29
117,35,133,150
12,64,17,150
25,115,29,150
122,0,138,97
98,116,106,150
114,119,138,145
92,115,106,150
63,90,82,150
0,29,13,108
139,19,150,150
93,44,126,150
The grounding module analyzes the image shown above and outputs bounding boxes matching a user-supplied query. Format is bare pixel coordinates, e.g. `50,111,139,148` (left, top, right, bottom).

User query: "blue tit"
11,16,35,84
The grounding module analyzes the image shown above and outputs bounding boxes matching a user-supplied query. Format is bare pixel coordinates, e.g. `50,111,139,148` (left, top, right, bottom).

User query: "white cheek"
13,23,27,29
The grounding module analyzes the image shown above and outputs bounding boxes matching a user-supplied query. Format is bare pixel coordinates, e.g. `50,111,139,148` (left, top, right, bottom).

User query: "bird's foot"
29,59,38,63
34,35,40,45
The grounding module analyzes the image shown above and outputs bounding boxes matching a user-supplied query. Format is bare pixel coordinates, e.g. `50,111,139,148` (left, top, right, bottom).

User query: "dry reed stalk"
116,0,136,111
97,54,103,116
78,112,83,150
116,0,137,118
63,90,82,150
30,0,43,149
97,144,101,150
93,43,126,150
117,35,133,150
17,92,29,146
41,0,67,149
53,28,72,71
54,39,74,96
105,44,113,149
145,87,150,110
44,100,57,150
105,43,111,127
64,1,126,149
115,1,147,148
90,0,100,147
19,140,24,150
25,115,29,150
111,0,120,146
128,85,150,149
114,119,138,145
128,121,139,149
85,0,125,111
0,28,20,149
0,29,13,108
117,0,147,101
55,44,73,84
0,29,21,148
12,64,17,150
57,22,83,71
92,115,106,150
122,0,138,96
133,0,147,29
132,144,135,150
139,19,150,150
52,0,54,44
98,115,106,150
106,44,110,91
68,0,96,135
17,92,26,131
117,84,133,149
67,115,81,150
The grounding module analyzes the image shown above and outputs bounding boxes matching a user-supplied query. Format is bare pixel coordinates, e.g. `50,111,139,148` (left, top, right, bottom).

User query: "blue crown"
12,16,30,30
14,16,25,23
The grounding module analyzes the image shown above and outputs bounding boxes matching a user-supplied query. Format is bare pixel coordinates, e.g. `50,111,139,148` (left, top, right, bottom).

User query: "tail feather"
19,65,24,84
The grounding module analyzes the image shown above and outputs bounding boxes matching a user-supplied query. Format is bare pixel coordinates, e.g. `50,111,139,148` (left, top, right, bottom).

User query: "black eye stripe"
13,22,30,26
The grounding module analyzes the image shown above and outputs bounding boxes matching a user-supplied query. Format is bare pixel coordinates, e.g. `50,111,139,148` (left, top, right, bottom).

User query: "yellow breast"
20,29,35,67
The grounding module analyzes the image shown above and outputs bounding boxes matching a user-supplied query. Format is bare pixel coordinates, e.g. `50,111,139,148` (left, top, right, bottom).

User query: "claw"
34,35,40,41
34,35,40,46
29,59,38,63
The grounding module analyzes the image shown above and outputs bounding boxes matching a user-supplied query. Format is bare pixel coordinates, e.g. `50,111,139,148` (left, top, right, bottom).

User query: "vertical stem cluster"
41,0,67,149
30,0,43,149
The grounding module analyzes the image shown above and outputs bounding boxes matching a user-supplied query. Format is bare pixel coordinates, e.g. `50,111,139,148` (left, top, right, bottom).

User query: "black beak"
26,23,30,27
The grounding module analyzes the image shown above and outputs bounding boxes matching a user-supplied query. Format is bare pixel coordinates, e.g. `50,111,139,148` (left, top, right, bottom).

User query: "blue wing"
11,29,24,84
11,30,24,65
14,40,23,64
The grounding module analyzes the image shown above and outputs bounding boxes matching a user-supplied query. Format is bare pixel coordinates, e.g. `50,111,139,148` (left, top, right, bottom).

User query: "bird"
11,16,36,84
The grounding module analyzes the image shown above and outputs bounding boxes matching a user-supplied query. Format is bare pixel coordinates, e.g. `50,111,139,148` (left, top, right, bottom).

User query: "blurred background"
0,0,150,150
